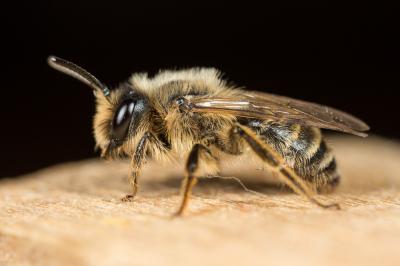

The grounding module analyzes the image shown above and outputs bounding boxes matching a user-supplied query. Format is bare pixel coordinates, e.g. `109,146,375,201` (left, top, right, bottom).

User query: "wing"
184,90,370,137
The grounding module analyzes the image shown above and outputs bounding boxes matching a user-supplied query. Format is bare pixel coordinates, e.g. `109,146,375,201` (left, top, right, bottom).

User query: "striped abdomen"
243,119,340,190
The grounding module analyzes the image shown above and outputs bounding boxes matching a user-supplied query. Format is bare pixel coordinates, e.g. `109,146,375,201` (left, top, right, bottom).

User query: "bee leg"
121,132,151,202
232,124,340,210
174,144,213,216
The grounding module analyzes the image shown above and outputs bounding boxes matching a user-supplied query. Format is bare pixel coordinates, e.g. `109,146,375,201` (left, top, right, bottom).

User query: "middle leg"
174,144,216,216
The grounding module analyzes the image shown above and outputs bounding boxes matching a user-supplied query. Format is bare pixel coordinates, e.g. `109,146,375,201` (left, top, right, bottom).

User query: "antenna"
47,55,110,97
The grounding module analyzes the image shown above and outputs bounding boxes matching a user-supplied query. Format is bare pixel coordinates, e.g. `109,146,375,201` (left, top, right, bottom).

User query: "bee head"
48,56,150,159
94,84,150,159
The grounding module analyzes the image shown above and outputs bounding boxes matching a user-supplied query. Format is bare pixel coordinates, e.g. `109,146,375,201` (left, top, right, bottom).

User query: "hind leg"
230,123,340,209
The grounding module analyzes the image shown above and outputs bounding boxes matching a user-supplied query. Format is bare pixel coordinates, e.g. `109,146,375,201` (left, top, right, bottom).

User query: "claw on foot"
121,194,135,202
324,203,341,210
313,199,341,210
171,210,184,218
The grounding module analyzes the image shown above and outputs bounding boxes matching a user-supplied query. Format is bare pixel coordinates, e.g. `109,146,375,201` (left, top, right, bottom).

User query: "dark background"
2,3,399,177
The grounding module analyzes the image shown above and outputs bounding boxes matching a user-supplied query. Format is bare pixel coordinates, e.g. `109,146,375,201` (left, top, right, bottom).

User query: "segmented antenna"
47,56,110,97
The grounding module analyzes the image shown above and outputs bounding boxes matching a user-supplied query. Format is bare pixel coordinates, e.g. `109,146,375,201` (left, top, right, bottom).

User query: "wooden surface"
1,136,400,266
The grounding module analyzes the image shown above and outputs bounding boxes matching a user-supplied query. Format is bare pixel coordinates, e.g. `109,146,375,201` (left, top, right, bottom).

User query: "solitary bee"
48,56,369,215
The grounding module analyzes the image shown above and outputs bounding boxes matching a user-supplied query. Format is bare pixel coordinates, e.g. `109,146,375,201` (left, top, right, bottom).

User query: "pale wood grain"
1,136,400,266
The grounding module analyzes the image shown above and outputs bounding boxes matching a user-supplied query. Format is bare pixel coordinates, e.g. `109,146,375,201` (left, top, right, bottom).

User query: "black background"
2,3,399,177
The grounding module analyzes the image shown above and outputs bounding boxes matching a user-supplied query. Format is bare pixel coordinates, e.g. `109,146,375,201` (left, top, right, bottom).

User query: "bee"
48,56,369,215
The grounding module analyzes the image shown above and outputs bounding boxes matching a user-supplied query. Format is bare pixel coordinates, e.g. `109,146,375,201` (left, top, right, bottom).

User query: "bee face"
93,84,150,158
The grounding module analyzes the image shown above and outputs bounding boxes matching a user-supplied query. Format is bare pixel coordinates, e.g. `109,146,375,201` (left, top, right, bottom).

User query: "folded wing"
185,90,370,137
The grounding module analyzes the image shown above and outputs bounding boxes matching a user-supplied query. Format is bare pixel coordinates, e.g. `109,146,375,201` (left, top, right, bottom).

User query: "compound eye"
112,99,135,141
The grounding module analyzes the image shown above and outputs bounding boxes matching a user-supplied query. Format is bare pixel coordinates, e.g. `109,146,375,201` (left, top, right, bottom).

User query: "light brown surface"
1,136,400,266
